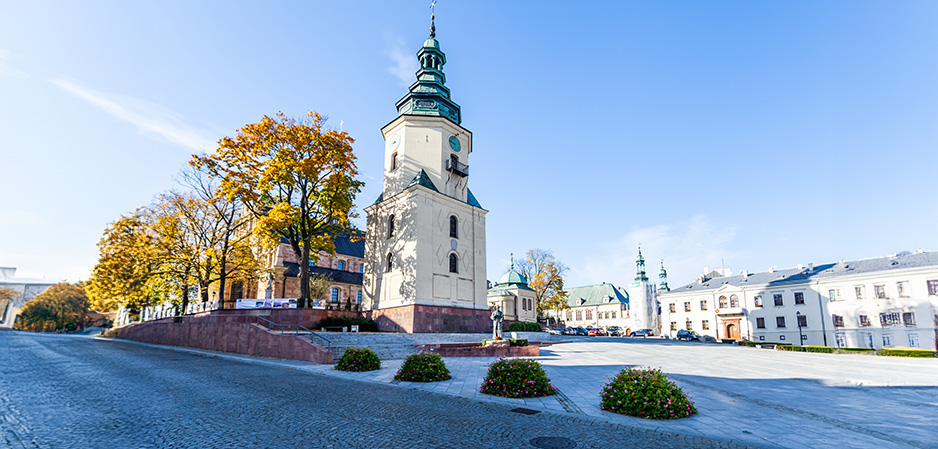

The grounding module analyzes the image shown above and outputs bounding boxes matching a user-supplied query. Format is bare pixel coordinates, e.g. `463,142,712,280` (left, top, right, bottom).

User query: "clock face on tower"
448,135,461,152
389,133,400,150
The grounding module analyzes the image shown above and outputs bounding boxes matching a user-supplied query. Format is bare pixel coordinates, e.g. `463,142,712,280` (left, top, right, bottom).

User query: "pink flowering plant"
335,347,381,372
394,353,452,382
600,367,697,419
480,358,556,398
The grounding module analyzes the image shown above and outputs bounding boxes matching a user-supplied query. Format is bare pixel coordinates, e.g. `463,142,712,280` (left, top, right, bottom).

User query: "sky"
1,1,936,291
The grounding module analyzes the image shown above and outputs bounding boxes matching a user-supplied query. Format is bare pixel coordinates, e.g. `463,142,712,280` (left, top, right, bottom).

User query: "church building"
362,15,490,332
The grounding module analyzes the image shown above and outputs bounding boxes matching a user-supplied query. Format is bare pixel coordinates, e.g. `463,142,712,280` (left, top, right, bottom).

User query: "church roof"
467,188,483,209
486,288,516,297
407,169,439,192
564,283,629,307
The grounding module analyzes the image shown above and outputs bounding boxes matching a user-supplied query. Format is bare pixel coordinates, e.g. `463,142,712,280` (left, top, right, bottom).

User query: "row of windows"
565,310,619,321
329,288,363,304
388,214,459,239
831,312,916,328
754,315,807,329
668,291,807,313
385,252,459,273
831,280,934,301
333,260,364,273
670,320,711,331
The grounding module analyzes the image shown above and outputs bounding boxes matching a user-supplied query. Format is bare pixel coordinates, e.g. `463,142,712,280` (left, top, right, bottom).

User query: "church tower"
628,248,660,333
362,11,490,332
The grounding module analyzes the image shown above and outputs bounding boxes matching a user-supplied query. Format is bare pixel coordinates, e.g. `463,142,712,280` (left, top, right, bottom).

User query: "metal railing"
162,314,331,345
446,158,469,177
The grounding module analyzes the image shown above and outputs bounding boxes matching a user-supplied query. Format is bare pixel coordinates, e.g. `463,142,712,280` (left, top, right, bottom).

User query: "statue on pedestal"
491,305,504,339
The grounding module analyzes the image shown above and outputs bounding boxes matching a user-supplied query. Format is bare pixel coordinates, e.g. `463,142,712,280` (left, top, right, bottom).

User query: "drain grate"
530,436,576,449
509,407,541,415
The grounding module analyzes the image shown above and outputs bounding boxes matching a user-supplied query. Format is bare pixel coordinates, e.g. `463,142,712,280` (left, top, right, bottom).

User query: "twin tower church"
349,20,660,333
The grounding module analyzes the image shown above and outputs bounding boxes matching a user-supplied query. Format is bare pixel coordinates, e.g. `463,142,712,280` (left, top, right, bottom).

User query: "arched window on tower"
386,253,393,272
449,253,458,273
449,215,458,238
390,152,398,171
388,215,395,238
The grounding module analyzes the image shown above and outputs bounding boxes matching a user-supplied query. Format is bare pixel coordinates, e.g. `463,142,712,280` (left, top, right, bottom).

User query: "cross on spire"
429,0,437,38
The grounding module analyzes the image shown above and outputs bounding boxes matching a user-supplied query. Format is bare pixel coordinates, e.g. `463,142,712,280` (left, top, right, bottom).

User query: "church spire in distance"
394,0,462,124
635,247,649,282
658,260,670,293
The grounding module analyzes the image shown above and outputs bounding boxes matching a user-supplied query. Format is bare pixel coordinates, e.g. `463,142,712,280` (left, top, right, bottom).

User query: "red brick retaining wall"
104,318,333,364
210,308,361,329
416,342,540,357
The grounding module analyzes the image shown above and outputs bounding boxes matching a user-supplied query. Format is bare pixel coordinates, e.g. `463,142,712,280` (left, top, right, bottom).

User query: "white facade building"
660,251,938,351
0,267,57,329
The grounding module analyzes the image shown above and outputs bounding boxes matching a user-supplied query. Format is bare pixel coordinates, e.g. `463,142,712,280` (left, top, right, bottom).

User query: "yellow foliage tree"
15,283,89,332
517,249,570,319
86,212,156,313
192,112,363,307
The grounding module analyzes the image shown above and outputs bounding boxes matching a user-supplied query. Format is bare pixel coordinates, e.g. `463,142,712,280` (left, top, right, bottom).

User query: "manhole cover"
510,407,541,415
530,436,576,449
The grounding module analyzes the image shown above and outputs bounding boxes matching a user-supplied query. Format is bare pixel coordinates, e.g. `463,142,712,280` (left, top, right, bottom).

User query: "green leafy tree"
15,283,90,332
192,112,363,307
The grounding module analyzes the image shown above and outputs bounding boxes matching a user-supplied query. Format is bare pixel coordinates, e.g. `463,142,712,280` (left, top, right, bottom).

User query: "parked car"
561,328,577,336
606,326,623,336
574,327,589,336
546,328,561,335
629,328,655,337
676,329,701,341
587,328,605,336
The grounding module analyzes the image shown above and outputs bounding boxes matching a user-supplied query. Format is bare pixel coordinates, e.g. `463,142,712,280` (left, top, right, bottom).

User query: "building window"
909,334,919,348
759,335,765,341
702,320,710,330
611,311,616,319
776,316,786,328
685,319,693,330
897,281,909,298
449,215,458,239
773,294,783,306
387,215,395,238
700,300,708,311
779,335,786,341
902,312,915,327
874,284,886,299
832,315,844,327
670,321,677,331
586,310,593,320
879,312,901,326
794,292,805,305
756,317,766,329
753,295,763,308
337,260,344,271
859,315,870,327
566,311,572,321
928,280,938,296
797,314,808,328
360,264,364,274
684,301,691,312
331,288,339,303
882,334,892,347
390,152,398,171
668,303,675,313
855,286,864,300
828,289,841,302
729,294,739,308
449,253,458,273
575,311,582,321
718,296,727,308
386,253,393,272
356,291,362,304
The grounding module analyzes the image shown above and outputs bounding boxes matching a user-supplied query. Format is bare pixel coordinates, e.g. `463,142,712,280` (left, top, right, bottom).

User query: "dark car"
561,328,576,335
629,328,654,337
575,327,589,336
677,330,701,341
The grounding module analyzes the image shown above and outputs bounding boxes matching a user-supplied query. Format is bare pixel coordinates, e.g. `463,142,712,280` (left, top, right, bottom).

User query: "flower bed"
480,358,556,398
394,353,452,382
334,347,381,372
600,367,697,419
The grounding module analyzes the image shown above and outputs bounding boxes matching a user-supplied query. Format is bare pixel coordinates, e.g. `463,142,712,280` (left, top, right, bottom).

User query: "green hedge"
482,338,528,347
736,341,759,347
878,348,937,358
317,316,378,332
720,339,736,344
508,321,543,332
777,345,878,355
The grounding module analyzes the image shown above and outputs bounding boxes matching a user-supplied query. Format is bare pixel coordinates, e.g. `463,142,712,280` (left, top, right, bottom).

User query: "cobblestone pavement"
0,331,750,449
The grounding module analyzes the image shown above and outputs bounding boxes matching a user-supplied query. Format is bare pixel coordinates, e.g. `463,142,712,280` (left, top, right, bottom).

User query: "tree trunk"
298,244,310,309
180,268,190,315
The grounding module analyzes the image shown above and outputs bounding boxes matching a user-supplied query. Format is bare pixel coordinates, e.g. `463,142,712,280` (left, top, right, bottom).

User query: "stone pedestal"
484,339,510,348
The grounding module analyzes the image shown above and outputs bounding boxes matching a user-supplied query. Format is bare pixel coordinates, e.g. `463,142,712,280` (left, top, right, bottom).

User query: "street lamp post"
796,311,804,346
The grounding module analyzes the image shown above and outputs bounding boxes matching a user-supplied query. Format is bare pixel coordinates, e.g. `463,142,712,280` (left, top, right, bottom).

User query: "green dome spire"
394,6,461,125
658,260,670,293
634,247,648,282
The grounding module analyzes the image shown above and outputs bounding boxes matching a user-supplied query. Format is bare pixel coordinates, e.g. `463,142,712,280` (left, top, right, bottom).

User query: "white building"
0,267,57,329
486,259,537,324
362,17,489,332
660,251,938,351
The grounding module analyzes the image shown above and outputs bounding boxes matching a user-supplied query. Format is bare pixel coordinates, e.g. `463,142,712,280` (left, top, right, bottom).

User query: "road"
0,331,745,449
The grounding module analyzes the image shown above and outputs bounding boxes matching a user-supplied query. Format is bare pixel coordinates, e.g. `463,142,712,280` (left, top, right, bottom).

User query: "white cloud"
50,78,217,151
0,48,27,78
386,36,418,87
573,215,746,288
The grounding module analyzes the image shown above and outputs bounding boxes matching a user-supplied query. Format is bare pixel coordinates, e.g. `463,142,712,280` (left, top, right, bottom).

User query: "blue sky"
1,1,936,290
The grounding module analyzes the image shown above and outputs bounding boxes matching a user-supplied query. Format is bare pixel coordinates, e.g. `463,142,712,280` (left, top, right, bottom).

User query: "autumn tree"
517,249,570,318
0,287,17,324
15,283,89,332
86,211,156,313
192,112,363,308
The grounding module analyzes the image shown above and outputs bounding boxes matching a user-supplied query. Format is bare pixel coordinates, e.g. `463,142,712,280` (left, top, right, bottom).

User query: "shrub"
720,339,736,344
508,321,543,332
394,353,452,382
600,367,697,419
317,316,378,332
839,348,875,354
480,358,556,398
483,338,528,347
878,348,937,358
737,341,759,347
334,347,381,372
